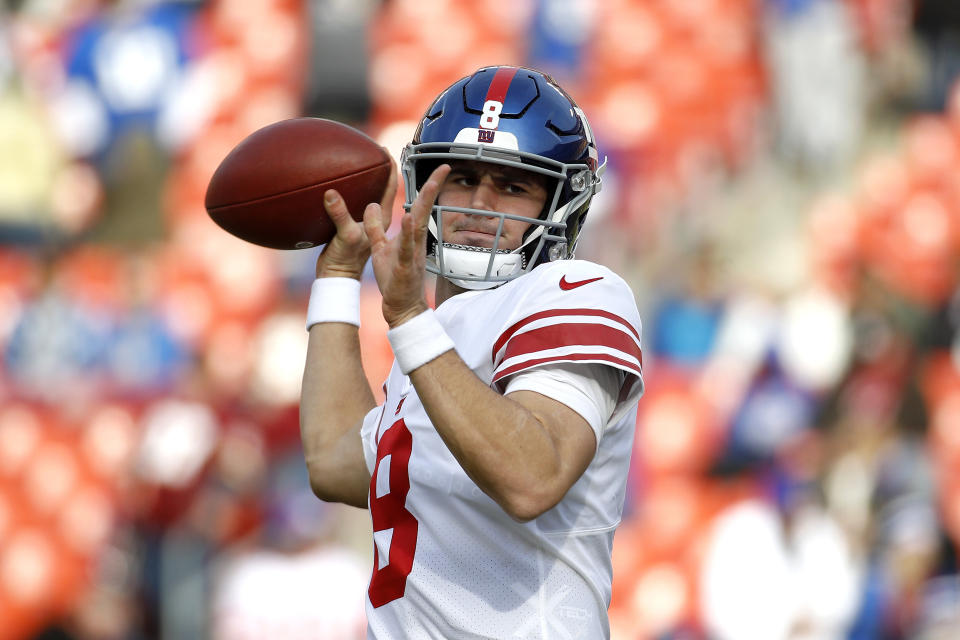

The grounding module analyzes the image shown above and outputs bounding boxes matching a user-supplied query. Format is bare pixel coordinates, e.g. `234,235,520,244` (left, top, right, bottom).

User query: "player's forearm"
300,323,375,507
409,351,570,521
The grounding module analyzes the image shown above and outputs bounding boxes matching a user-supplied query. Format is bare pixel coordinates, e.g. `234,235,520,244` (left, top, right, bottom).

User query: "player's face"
435,161,548,250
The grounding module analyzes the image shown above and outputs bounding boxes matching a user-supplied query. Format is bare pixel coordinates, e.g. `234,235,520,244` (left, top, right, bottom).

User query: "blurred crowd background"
0,0,959,638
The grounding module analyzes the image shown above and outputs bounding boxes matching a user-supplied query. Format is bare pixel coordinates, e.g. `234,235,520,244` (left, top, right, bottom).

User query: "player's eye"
450,173,478,187
502,182,528,195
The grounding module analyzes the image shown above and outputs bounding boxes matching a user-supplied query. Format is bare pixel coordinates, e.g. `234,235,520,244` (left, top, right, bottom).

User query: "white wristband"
305,277,361,330
387,309,455,374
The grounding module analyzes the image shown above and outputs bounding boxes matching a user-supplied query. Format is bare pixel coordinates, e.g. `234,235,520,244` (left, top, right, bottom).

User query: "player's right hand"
315,153,398,280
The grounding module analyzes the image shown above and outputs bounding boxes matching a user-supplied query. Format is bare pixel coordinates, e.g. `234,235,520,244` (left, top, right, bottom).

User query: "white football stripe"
495,344,642,374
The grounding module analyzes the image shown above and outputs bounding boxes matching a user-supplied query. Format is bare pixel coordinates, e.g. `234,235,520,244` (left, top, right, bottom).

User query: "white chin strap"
435,244,525,290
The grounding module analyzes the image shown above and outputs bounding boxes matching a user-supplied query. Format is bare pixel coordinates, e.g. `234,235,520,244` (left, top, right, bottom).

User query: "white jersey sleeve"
490,260,644,423
504,362,622,445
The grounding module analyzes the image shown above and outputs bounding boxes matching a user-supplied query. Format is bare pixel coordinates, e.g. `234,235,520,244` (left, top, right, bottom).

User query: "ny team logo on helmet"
401,65,605,290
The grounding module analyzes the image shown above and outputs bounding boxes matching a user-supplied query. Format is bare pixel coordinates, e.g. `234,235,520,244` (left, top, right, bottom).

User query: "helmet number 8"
481,100,503,130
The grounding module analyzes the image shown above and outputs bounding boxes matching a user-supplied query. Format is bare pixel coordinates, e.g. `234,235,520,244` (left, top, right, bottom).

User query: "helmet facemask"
401,142,601,290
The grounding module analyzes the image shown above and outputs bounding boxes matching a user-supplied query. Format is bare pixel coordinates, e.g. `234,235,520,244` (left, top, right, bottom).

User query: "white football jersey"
359,259,644,639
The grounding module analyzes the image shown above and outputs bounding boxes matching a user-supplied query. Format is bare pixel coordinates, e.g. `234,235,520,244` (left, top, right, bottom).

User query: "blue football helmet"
401,65,605,290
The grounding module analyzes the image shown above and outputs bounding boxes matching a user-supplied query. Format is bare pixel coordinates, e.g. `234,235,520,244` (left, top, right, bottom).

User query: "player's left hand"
364,163,451,328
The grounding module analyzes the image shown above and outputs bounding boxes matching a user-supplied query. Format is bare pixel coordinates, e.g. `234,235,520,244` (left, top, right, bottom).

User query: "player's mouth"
448,227,501,248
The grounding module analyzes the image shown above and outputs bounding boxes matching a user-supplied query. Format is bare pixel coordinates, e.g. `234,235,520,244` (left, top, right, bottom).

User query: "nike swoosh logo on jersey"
559,275,604,290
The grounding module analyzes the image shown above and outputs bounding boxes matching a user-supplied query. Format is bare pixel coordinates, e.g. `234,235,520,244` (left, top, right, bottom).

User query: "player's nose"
469,176,497,211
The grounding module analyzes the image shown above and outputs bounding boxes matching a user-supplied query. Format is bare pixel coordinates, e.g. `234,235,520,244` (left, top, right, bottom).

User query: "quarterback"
300,66,644,639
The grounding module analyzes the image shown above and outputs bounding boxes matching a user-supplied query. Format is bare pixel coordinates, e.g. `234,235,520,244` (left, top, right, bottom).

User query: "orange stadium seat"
904,116,959,182
807,194,862,300
53,247,129,313
851,119,960,306
0,403,121,640
610,559,698,639
579,0,765,226
635,382,722,477
0,250,41,298
367,0,527,127
208,0,307,92
358,284,394,403
153,246,220,346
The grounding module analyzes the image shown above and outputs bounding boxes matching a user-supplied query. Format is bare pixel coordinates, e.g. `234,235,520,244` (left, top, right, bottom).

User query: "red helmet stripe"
484,66,519,108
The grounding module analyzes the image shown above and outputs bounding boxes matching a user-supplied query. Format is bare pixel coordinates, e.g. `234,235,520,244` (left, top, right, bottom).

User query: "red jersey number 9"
368,418,418,608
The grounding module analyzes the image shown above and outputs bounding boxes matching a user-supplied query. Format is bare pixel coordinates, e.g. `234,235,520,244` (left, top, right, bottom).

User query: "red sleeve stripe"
492,308,641,362
492,352,642,386
496,322,642,370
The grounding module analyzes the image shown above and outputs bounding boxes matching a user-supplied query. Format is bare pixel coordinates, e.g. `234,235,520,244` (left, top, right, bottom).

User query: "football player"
300,65,644,639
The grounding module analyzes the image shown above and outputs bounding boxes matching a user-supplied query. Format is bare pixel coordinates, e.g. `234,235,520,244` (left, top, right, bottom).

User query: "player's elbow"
300,409,370,508
304,459,338,502
491,456,571,522
498,488,562,523
304,457,338,502
503,504,544,523
309,479,363,508
305,457,369,509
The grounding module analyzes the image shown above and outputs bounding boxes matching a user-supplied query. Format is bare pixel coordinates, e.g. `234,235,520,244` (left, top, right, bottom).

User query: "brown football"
204,118,392,250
